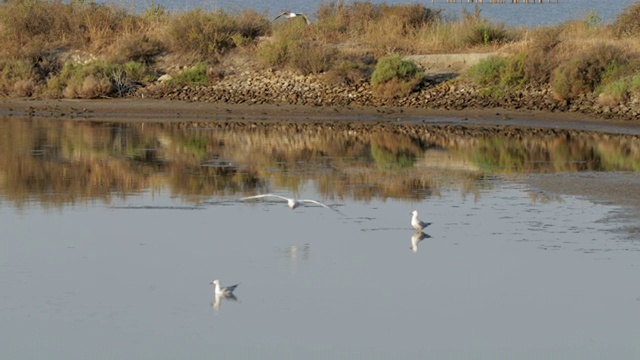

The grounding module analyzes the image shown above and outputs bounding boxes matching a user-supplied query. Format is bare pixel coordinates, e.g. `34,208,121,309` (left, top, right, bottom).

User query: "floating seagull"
274,11,311,25
411,210,432,232
410,232,431,253
240,193,343,214
210,279,239,297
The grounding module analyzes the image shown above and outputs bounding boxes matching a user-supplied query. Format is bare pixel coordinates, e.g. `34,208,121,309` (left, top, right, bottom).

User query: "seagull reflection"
212,291,238,311
410,232,431,253
240,193,344,215
210,279,239,312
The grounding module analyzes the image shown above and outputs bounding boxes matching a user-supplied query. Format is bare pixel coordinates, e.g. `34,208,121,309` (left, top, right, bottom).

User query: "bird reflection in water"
410,232,431,253
285,243,310,273
210,279,239,312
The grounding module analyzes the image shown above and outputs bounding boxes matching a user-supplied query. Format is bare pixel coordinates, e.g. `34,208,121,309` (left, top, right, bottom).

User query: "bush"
45,60,152,98
613,2,640,37
522,27,562,85
371,55,422,98
0,58,36,96
168,62,210,86
552,45,628,100
324,55,375,86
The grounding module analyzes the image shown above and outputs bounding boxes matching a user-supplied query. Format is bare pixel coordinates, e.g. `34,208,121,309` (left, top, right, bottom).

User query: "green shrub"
168,62,209,86
598,80,628,105
45,60,152,98
371,55,422,98
0,58,37,96
631,74,640,93
467,56,507,86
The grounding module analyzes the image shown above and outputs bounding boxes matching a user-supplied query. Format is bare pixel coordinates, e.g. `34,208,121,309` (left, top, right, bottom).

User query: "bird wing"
298,199,331,208
419,221,432,228
299,199,346,215
273,12,288,21
300,14,311,25
224,283,240,293
239,193,290,202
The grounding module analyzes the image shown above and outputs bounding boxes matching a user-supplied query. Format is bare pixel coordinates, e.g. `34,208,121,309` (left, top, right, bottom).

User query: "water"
105,0,637,28
1,118,640,359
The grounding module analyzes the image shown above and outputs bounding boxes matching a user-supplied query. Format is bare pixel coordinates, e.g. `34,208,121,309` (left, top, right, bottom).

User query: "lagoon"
1,117,639,359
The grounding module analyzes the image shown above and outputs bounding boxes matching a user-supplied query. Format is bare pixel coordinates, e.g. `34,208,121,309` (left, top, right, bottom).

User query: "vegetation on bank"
0,0,639,104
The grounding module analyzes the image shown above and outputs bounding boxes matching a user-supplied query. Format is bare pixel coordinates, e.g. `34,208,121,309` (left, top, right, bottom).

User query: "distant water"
105,0,637,28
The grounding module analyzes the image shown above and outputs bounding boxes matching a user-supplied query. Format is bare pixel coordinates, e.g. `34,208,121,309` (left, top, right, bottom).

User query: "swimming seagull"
274,12,311,25
240,193,342,214
411,210,432,232
210,279,239,297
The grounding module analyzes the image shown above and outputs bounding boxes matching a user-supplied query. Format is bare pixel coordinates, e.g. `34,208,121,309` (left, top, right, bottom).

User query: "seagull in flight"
411,210,432,232
274,11,311,25
240,193,343,214
210,279,239,297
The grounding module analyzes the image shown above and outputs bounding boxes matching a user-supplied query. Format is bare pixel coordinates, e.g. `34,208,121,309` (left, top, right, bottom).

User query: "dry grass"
0,0,639,102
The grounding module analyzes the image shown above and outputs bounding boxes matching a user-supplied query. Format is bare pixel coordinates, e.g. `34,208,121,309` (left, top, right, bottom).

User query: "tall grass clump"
314,2,442,55
371,55,422,98
166,9,270,63
258,21,335,74
613,2,640,37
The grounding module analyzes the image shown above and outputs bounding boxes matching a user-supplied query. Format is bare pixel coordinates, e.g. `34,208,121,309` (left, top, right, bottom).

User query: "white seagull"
411,210,431,232
210,279,239,297
274,11,311,25
240,193,342,213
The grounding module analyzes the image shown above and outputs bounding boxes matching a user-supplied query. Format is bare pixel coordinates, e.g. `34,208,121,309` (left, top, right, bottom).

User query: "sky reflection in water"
1,119,639,359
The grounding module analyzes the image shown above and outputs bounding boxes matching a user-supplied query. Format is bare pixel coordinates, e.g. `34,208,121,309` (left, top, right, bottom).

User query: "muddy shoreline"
2,98,640,135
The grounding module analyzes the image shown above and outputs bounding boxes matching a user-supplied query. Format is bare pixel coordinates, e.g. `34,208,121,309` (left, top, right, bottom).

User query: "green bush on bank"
371,55,422,98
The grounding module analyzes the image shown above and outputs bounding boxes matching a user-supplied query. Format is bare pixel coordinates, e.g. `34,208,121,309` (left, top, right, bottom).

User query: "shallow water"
1,118,639,359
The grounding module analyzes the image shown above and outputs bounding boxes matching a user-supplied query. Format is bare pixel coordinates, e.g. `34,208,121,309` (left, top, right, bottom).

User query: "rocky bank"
138,58,640,121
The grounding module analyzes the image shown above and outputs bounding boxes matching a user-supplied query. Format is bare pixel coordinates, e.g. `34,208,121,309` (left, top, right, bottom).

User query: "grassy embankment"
0,0,639,104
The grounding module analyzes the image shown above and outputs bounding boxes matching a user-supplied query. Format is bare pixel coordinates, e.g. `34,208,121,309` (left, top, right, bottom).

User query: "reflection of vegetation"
464,132,640,173
1,118,639,208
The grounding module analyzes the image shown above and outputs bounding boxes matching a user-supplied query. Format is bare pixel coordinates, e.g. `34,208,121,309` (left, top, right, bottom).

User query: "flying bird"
411,210,432,232
210,279,239,297
240,193,342,214
274,12,311,25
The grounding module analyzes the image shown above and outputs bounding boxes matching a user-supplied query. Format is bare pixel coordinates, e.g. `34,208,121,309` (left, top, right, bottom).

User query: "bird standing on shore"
411,210,431,232
274,11,311,25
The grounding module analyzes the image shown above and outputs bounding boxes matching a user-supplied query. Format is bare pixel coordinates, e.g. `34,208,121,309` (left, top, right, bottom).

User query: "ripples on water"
1,118,639,359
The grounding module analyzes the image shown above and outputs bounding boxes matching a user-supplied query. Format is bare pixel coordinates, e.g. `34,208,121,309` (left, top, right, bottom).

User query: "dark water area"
1,118,639,359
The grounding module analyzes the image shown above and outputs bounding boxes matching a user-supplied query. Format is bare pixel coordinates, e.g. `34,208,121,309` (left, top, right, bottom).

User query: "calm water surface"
1,118,639,359
104,0,637,28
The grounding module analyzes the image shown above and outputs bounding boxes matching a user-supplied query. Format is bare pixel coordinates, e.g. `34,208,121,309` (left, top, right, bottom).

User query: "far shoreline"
2,98,640,136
